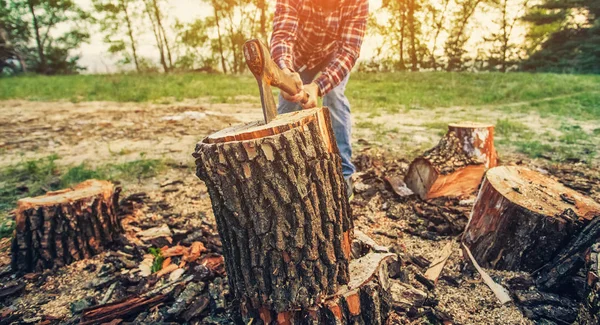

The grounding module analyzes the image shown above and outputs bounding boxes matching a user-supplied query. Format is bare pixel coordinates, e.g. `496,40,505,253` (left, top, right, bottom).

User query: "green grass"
1,72,599,118
495,119,532,137
0,155,166,238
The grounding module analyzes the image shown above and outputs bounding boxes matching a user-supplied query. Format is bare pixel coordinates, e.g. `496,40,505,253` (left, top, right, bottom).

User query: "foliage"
8,0,91,74
149,247,164,273
521,0,600,73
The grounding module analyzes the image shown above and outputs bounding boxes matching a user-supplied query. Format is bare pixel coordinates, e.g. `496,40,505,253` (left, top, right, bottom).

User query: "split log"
463,166,600,272
194,107,353,316
405,122,496,200
11,180,122,273
80,293,168,325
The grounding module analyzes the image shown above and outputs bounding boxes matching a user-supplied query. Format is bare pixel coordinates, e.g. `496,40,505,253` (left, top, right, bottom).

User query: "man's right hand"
280,68,305,102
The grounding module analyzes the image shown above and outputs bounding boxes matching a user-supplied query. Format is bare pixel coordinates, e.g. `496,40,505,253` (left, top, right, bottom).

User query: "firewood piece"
194,107,352,315
0,282,25,299
80,294,168,325
576,242,600,324
536,217,600,291
464,166,600,272
405,122,496,200
424,242,453,284
463,243,511,304
11,180,122,273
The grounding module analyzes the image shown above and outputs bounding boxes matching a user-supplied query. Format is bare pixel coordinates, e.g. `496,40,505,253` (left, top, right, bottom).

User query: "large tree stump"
405,122,496,200
11,180,122,273
576,242,600,325
194,107,353,317
463,166,600,272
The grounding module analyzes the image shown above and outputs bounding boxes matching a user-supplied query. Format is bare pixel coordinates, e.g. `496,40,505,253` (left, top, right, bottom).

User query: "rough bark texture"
11,180,122,273
464,166,600,272
256,252,394,325
576,242,600,325
194,107,353,315
405,123,496,200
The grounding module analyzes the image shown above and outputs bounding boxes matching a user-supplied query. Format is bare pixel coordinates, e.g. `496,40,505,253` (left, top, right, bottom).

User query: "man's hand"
280,68,305,102
301,82,319,109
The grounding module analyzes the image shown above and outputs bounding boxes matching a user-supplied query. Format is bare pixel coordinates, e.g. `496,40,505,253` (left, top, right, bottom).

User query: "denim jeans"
277,64,356,178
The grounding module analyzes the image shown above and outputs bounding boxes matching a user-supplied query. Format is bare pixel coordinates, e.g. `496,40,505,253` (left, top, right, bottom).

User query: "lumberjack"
271,0,369,198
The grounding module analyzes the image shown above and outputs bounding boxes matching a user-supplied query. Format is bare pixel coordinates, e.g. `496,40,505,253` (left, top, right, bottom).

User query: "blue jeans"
277,65,356,178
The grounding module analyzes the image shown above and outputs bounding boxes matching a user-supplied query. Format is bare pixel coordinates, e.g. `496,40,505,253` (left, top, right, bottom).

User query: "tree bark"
576,241,600,324
463,166,600,272
27,0,46,74
144,0,168,73
194,107,353,317
11,180,122,273
120,0,140,72
405,122,496,200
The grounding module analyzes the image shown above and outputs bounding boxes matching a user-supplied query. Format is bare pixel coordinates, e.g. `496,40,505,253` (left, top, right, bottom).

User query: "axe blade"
243,39,278,124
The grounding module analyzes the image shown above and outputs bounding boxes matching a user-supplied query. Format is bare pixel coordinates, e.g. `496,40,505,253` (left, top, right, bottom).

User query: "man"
270,0,369,199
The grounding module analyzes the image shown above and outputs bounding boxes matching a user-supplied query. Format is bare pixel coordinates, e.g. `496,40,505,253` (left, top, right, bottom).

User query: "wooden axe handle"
245,39,309,104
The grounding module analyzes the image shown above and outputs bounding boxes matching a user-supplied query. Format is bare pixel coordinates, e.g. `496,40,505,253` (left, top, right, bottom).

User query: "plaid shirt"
271,0,369,95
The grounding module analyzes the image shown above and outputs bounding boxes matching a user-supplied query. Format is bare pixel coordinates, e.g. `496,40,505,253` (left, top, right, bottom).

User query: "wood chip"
462,243,511,304
425,242,453,283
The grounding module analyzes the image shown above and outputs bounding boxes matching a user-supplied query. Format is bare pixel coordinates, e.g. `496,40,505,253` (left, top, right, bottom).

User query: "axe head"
244,39,278,124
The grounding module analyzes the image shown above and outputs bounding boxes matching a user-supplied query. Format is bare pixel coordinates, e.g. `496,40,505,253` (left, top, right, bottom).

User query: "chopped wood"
194,107,352,315
0,282,25,299
425,242,453,283
155,264,178,278
80,294,168,325
462,243,511,304
385,176,414,198
138,224,172,241
199,254,225,276
161,245,188,258
184,241,207,262
405,123,496,200
11,180,122,273
464,166,600,272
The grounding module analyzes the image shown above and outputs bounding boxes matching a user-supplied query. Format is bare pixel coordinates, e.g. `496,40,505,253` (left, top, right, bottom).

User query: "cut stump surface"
12,180,122,273
464,166,600,272
405,122,496,200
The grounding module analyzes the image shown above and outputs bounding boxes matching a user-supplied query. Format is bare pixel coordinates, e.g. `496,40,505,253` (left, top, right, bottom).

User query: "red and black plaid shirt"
271,0,369,95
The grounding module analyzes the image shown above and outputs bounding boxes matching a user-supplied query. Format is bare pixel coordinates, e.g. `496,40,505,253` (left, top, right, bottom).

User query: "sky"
75,0,525,73
77,0,388,73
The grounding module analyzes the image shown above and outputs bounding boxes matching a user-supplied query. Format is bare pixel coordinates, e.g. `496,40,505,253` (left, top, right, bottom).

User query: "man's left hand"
301,82,319,109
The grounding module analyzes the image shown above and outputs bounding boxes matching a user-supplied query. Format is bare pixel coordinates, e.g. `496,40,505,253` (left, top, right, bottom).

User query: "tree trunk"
463,166,600,272
211,0,228,74
121,0,140,72
194,107,353,318
405,122,496,200
144,0,168,73
11,180,122,273
151,0,173,69
408,0,418,72
27,0,46,74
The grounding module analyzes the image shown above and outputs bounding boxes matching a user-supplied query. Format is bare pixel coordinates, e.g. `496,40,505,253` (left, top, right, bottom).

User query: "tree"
521,0,600,73
424,0,451,70
143,0,173,72
0,0,29,74
93,0,142,72
485,0,530,72
19,0,90,74
444,0,485,71
174,18,218,71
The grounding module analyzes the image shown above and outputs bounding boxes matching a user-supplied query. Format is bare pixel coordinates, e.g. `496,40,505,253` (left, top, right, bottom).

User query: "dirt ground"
0,99,599,324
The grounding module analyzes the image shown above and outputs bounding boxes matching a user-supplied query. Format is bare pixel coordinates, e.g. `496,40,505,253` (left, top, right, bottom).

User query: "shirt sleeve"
314,0,369,95
270,0,300,71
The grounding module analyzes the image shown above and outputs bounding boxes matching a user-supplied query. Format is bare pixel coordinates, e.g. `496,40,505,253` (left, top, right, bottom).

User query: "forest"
1,0,599,75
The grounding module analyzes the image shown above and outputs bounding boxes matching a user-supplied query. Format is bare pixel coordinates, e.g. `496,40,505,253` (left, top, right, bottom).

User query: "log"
576,242,600,325
405,122,496,200
11,180,122,273
463,166,600,272
194,107,353,316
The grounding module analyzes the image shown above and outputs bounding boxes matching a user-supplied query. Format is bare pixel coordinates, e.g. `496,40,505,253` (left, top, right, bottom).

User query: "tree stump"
405,122,496,200
11,180,122,273
463,166,600,272
194,107,354,318
576,242,600,325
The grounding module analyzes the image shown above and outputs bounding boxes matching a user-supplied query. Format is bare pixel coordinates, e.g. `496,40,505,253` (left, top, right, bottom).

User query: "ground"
0,72,599,324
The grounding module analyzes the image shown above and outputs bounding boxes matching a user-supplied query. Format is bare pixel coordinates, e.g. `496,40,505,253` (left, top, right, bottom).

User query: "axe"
243,39,309,124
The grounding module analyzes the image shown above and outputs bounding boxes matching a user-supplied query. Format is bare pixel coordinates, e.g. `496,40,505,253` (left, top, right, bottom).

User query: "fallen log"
11,180,122,273
405,122,496,200
464,166,600,272
194,107,353,316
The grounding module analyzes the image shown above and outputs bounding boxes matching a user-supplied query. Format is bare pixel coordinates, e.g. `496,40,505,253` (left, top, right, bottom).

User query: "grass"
1,72,599,119
0,155,165,237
